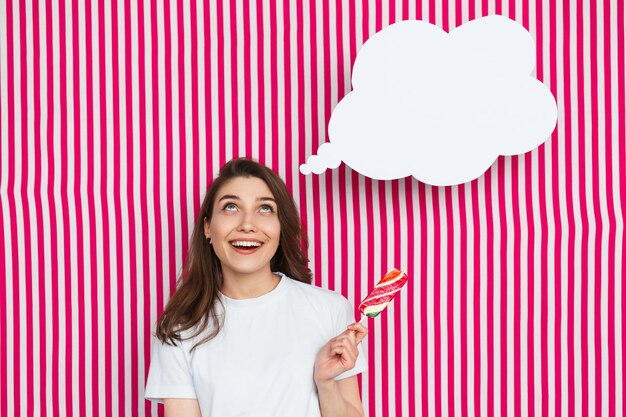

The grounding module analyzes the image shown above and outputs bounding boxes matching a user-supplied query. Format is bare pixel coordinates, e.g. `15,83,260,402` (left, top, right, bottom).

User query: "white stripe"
581,2,598,414
491,161,502,415
209,0,220,174
594,4,610,416
398,179,410,415
425,184,435,417
64,0,82,414
234,0,246,158
157,0,170,310
452,185,462,417
13,2,29,414
370,180,383,417
505,158,515,417
183,0,194,232
196,0,207,194
142,2,158,416
221,1,233,161
609,1,623,414
117,0,132,413
438,186,449,417
169,0,183,295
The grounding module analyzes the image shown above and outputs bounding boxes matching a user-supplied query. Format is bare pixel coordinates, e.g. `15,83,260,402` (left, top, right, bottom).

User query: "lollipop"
358,268,408,321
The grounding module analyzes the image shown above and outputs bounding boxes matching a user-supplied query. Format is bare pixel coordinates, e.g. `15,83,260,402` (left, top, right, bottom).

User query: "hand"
314,323,368,385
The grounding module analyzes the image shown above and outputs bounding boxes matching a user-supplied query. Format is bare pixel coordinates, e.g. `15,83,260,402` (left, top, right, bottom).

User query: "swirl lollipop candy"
358,268,408,322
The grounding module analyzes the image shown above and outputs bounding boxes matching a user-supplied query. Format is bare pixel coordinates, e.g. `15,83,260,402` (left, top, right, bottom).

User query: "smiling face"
204,176,281,282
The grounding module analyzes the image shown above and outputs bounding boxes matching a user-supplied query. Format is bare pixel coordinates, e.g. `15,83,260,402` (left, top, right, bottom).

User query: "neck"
220,269,281,300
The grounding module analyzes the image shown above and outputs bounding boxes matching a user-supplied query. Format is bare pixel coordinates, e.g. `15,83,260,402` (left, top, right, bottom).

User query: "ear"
204,217,210,238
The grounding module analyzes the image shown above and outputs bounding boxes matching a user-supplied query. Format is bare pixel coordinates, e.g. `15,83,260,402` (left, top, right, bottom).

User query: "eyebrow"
218,194,276,203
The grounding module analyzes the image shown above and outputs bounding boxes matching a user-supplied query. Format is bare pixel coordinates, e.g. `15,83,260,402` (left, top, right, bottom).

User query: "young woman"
145,158,368,416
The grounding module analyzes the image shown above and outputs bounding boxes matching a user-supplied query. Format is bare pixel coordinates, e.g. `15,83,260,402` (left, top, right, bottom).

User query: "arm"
164,399,202,417
314,323,368,417
316,376,364,417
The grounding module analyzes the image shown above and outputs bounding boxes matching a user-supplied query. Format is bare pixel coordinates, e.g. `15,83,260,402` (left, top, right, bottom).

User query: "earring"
206,235,212,244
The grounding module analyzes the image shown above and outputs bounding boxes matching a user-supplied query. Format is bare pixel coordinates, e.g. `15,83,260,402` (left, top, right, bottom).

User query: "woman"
145,158,368,416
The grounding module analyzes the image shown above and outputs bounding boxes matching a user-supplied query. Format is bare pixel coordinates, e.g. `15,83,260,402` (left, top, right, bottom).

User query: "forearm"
316,380,363,417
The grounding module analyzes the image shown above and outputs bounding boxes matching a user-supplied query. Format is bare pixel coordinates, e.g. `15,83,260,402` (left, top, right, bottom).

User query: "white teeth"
231,241,262,248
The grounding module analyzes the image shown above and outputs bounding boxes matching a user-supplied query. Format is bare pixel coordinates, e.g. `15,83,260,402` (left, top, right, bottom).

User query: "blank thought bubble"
300,15,557,186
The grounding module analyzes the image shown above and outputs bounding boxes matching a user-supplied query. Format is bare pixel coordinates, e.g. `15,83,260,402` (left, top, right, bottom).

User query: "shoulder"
281,275,352,316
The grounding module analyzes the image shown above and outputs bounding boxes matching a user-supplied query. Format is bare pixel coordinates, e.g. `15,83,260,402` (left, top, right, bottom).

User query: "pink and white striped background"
1,0,624,416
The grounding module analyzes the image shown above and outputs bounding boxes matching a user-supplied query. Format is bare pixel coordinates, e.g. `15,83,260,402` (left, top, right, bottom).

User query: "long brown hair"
156,158,312,349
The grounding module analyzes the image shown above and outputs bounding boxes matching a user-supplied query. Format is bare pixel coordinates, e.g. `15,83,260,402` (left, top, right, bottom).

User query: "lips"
229,240,264,254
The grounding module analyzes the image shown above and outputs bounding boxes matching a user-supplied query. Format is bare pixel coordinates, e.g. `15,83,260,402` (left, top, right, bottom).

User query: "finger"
335,337,358,358
347,323,368,344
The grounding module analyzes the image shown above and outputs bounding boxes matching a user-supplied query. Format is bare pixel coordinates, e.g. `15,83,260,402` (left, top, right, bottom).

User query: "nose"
237,211,257,232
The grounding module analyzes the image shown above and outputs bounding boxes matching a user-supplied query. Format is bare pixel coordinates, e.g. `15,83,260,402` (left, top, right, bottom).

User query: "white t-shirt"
145,273,367,416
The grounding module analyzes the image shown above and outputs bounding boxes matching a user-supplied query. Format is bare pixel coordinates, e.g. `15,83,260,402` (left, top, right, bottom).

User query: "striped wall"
1,1,624,416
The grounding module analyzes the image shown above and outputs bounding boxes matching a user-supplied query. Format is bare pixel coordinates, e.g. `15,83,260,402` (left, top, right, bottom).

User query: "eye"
223,202,238,212
259,204,275,213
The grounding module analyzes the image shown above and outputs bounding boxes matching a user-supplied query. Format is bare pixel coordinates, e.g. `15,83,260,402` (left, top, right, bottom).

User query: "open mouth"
230,240,263,253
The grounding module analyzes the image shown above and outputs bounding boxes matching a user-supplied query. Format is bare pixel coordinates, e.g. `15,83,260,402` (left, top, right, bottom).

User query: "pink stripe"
190,1,200,211
575,1,590,415
123,0,139,413
588,5,604,416
404,178,417,417
617,0,626,409
556,3,577,415
255,0,265,162
137,1,151,415
149,3,165,416
364,177,376,415
216,0,226,166
351,171,363,388
334,0,348,300
391,180,403,417
70,0,87,413
324,172,335,279
471,179,481,417
111,1,128,412
84,1,100,414
378,183,390,416
164,0,177,296
432,186,442,417
176,0,189,271
0,203,5,417
203,1,214,182
418,182,429,417
444,187,455,417
308,0,322,289
525,156,537,417
282,0,293,191
375,0,382,31
228,0,239,157
295,0,308,279
6,2,21,415
512,156,522,417
44,2,60,415
537,2,563,414
602,2,617,416
458,183,468,417
242,0,252,158
32,2,48,415
58,2,76,414
268,0,278,171
17,1,36,415
497,158,508,417
97,1,114,414
484,169,494,417
533,0,550,415
0,11,4,414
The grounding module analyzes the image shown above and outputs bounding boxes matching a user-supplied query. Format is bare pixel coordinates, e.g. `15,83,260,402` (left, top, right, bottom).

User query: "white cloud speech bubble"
300,16,557,186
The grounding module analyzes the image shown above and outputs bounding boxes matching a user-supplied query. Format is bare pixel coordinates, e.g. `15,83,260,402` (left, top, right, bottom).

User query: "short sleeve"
334,298,368,381
145,336,197,403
